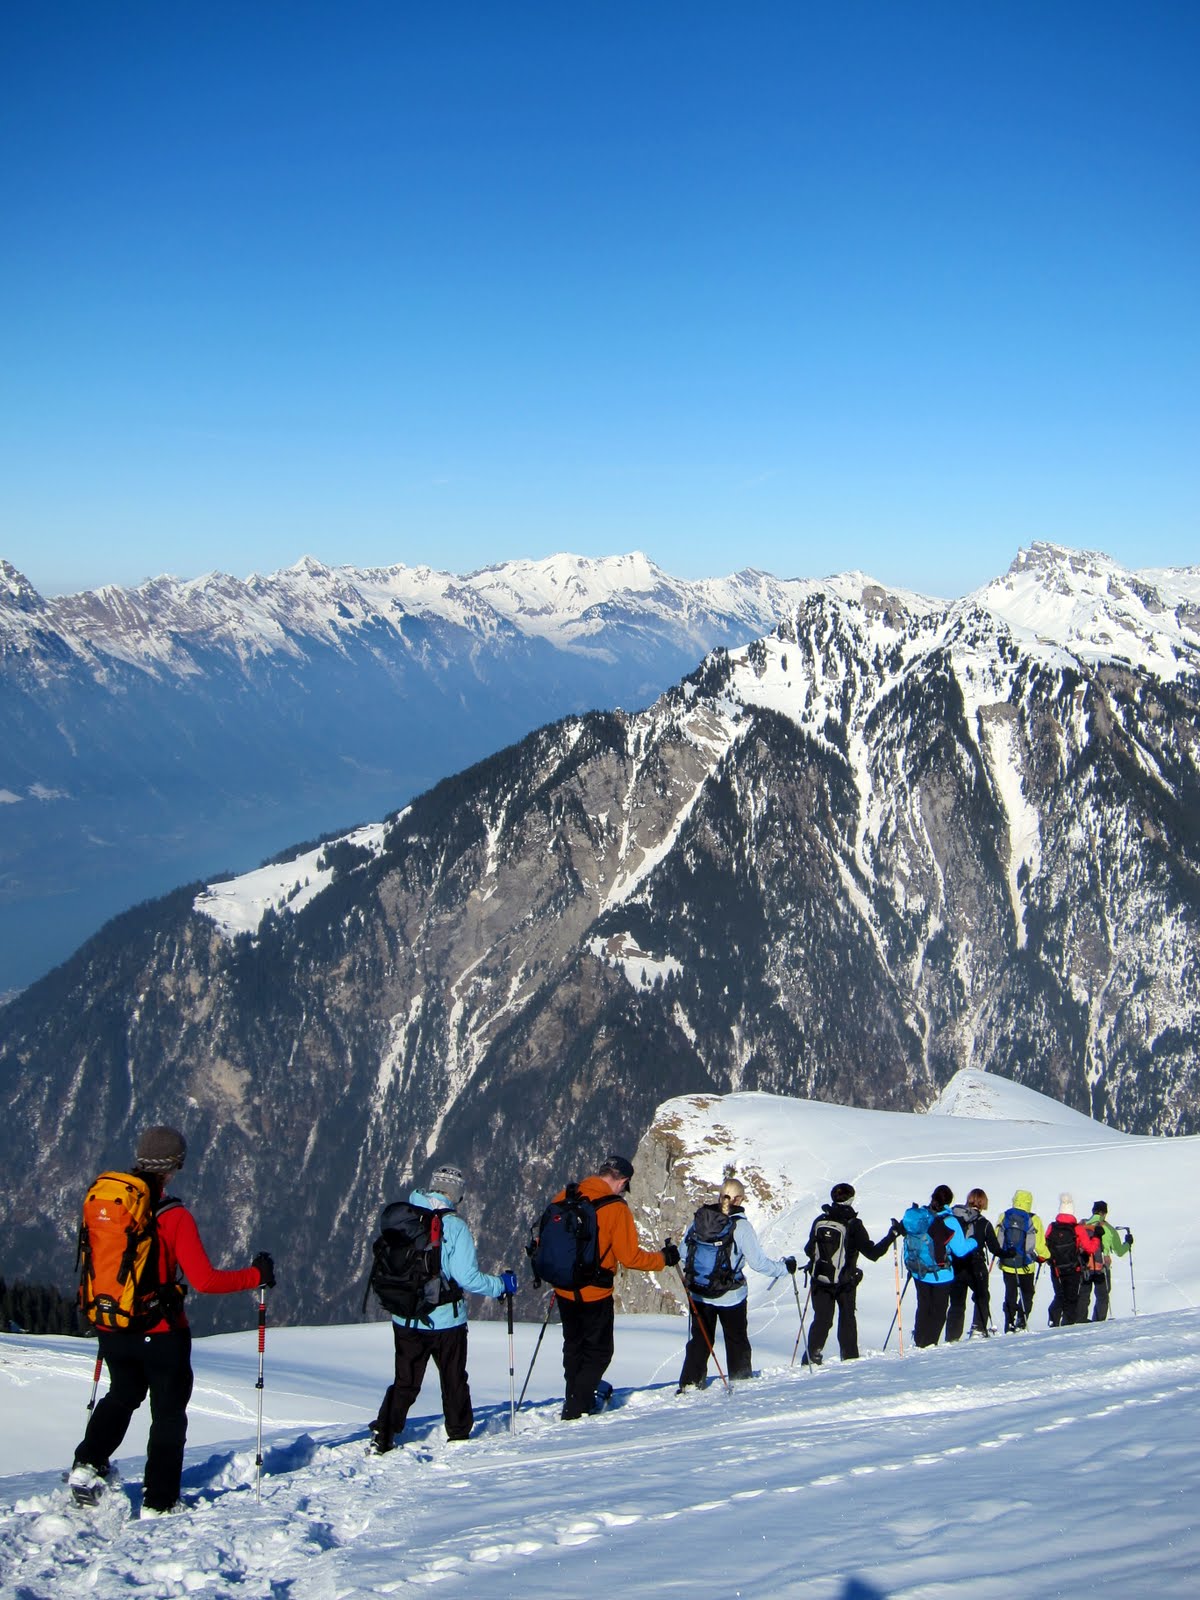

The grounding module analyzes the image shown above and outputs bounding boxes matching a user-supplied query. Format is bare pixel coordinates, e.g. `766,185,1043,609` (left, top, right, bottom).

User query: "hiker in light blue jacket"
901,1183,977,1348
677,1177,795,1389
370,1164,517,1452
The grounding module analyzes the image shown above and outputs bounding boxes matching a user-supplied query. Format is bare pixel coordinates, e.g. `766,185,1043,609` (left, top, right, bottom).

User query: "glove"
499,1270,519,1296
1125,1231,1134,1247
891,1218,904,1236
783,1256,797,1275
662,1241,680,1268
1000,1247,1017,1259
252,1251,276,1289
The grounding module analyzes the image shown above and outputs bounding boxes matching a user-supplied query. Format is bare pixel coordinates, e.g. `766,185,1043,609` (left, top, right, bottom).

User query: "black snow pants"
806,1282,861,1362
557,1294,616,1419
74,1327,194,1512
374,1322,474,1444
946,1257,992,1341
1048,1268,1084,1326
913,1280,953,1348
678,1296,752,1387
1079,1269,1111,1322
1002,1272,1036,1331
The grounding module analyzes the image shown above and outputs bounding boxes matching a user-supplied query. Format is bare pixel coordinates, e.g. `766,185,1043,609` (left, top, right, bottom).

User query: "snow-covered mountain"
0,543,1197,1327
2,1072,1197,1598
0,552,814,990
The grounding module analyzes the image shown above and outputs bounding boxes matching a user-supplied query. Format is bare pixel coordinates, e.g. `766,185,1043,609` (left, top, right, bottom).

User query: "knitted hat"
1059,1192,1075,1213
599,1153,634,1181
831,1182,856,1204
430,1164,466,1203
134,1126,187,1173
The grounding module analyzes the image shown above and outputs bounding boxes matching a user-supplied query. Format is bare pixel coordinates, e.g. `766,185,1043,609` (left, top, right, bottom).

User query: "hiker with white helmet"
369,1163,517,1452
677,1176,795,1390
1045,1193,1101,1327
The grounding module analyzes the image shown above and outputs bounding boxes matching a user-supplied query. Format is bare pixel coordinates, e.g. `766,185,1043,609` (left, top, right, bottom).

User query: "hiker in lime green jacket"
1080,1200,1132,1322
995,1189,1048,1332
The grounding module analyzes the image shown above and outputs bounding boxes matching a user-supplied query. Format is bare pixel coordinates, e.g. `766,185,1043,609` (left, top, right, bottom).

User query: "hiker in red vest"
69,1127,272,1518
1045,1193,1100,1326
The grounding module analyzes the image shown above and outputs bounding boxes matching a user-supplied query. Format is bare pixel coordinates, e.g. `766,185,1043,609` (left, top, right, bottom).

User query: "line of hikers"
66,1129,1135,1512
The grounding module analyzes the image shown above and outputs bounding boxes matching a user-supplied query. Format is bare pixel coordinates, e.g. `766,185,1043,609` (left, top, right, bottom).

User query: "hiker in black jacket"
945,1188,1010,1341
802,1183,899,1365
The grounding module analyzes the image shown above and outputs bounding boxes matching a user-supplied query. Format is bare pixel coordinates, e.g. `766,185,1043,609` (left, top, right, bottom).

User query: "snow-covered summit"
974,541,1200,677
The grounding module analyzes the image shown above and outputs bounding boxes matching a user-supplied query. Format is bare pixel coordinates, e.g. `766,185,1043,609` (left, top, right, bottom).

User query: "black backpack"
364,1201,463,1324
683,1204,743,1296
810,1214,849,1289
1045,1220,1083,1277
528,1184,622,1292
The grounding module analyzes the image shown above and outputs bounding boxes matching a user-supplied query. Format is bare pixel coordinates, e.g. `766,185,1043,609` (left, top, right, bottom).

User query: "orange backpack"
77,1172,177,1332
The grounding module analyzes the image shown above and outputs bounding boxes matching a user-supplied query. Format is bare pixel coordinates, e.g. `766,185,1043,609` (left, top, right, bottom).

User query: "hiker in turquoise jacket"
1079,1200,1132,1322
370,1164,515,1452
903,1184,977,1348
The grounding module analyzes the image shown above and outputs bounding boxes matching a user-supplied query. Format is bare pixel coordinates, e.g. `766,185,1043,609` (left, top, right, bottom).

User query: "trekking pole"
894,1244,906,1357
883,1261,911,1353
1128,1246,1138,1316
517,1294,556,1410
86,1352,103,1413
506,1292,517,1434
674,1266,730,1392
789,1274,812,1367
254,1287,267,1504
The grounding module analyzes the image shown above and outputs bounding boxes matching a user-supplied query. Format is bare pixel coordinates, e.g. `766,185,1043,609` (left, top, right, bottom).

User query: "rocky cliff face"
0,544,1197,1328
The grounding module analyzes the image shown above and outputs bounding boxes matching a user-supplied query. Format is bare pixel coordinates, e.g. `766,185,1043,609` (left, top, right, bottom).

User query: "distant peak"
0,560,45,611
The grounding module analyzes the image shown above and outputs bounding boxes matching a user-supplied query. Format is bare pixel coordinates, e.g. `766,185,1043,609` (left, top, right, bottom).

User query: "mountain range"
0,541,1197,1329
0,552,811,990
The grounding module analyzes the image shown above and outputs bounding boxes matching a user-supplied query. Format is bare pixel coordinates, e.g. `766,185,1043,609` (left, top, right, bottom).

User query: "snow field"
2,1310,1198,1598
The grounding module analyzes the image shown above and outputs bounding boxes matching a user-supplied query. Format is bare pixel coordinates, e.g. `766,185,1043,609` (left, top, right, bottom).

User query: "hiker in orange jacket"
553,1154,675,1419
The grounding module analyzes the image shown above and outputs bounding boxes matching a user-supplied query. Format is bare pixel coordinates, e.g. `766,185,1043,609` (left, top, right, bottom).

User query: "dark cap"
599,1153,634,1181
931,1183,954,1209
1091,1200,1108,1214
831,1182,856,1204
134,1126,187,1173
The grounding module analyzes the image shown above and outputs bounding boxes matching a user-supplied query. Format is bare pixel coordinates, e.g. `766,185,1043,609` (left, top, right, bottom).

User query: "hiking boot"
368,1422,395,1455
68,1462,110,1507
139,1501,184,1520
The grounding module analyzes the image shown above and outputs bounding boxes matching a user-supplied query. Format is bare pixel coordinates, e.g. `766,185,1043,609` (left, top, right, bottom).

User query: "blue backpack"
1001,1207,1037,1267
529,1185,622,1292
901,1204,952,1278
684,1205,743,1296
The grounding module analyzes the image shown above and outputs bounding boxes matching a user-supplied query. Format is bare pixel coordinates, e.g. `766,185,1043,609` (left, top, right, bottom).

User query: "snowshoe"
67,1462,110,1508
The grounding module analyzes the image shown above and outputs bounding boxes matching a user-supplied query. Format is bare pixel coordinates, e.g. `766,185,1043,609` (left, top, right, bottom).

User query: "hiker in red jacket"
69,1127,274,1517
1044,1193,1100,1327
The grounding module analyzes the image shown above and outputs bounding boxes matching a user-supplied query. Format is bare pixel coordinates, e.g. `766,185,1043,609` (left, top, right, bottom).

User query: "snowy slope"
2,1073,1197,1598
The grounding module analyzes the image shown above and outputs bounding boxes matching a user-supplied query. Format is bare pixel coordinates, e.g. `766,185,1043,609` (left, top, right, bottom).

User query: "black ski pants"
679,1296,752,1387
1079,1269,1111,1322
946,1258,991,1341
913,1280,953,1348
557,1293,615,1418
74,1328,194,1512
806,1283,861,1362
1002,1272,1036,1331
374,1322,474,1444
1048,1268,1084,1326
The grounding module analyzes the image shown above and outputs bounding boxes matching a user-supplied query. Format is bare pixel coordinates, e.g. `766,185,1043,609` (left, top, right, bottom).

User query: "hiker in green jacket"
1079,1200,1132,1322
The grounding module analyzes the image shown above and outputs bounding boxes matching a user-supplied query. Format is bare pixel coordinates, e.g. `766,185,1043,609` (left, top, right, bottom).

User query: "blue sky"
2,2,1196,598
